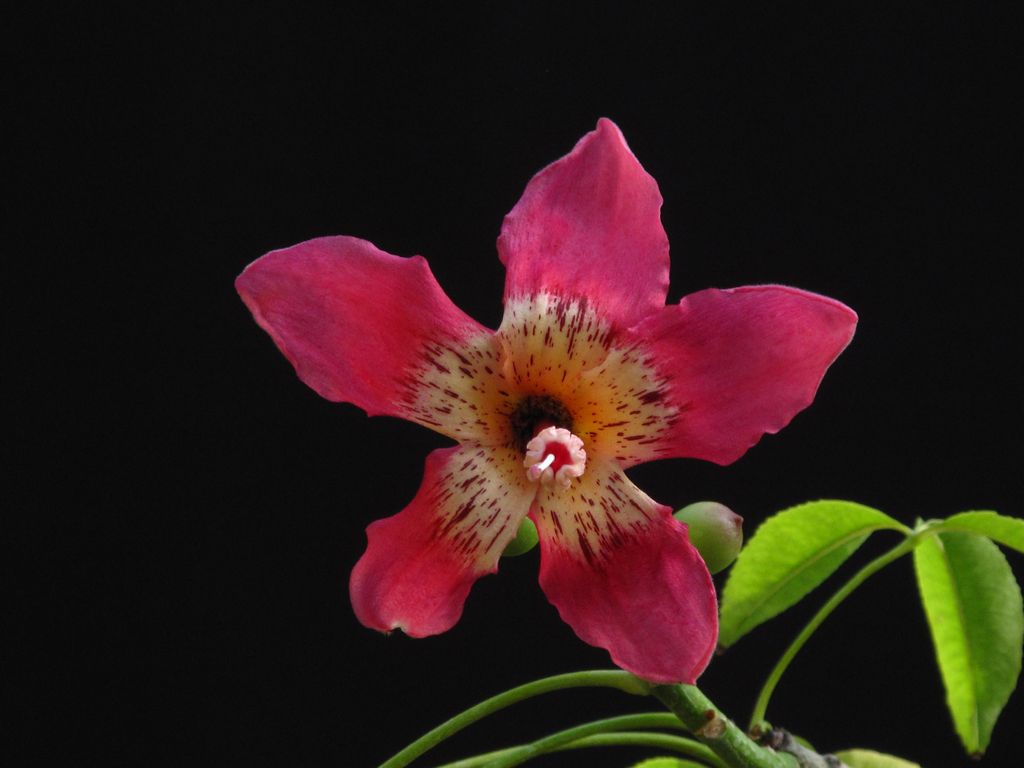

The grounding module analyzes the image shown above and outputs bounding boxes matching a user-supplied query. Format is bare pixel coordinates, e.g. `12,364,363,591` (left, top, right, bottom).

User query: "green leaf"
833,749,920,768
719,500,906,647
939,510,1024,554
628,759,706,768
913,532,1024,756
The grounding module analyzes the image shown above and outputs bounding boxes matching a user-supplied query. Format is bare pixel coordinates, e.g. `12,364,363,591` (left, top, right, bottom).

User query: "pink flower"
236,119,857,684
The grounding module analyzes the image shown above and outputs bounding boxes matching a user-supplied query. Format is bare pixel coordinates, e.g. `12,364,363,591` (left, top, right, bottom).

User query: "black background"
12,4,1022,767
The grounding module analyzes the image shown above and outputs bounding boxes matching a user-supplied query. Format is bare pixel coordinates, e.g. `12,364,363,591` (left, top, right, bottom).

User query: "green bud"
674,501,743,574
502,517,539,557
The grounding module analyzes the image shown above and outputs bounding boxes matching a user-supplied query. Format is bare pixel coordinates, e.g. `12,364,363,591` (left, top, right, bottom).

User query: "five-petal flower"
236,119,857,683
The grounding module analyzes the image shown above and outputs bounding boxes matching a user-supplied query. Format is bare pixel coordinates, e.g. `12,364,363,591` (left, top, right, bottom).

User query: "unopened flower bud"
674,501,743,574
502,517,539,557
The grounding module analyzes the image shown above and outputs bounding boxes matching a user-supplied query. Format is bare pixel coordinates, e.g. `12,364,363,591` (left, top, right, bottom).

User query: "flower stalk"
445,713,724,768
378,670,647,768
437,732,723,768
383,669,795,768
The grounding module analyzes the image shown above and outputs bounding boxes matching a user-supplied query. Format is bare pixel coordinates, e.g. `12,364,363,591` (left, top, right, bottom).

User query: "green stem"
378,670,647,768
433,746,520,768
484,713,725,768
653,685,792,768
748,530,928,731
439,732,725,768
559,732,725,764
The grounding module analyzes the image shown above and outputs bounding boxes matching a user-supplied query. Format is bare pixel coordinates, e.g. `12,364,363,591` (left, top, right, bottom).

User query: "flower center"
508,394,574,452
523,426,587,488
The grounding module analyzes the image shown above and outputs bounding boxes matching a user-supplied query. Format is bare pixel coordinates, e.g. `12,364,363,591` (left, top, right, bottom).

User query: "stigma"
523,426,587,488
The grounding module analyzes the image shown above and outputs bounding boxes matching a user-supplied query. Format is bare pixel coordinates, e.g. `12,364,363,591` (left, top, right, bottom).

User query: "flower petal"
236,236,512,444
498,119,669,330
350,444,535,636
532,458,718,683
496,293,614,395
567,335,680,465
618,286,857,466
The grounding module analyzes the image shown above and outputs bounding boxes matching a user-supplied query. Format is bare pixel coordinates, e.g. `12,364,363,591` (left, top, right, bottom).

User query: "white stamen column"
523,426,587,488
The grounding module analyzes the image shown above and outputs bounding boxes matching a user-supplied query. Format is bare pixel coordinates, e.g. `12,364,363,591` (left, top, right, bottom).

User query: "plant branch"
652,684,793,768
764,729,847,768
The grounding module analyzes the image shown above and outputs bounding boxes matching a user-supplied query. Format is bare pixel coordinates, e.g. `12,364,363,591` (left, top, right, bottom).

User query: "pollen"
524,426,587,488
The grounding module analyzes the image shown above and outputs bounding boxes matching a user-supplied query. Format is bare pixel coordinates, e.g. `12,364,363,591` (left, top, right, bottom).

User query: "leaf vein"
935,535,981,749
734,523,899,636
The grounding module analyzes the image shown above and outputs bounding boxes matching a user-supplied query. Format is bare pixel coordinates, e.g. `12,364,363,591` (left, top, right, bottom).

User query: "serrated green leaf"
628,759,706,768
833,748,920,768
913,532,1024,756
939,510,1024,554
719,500,905,646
